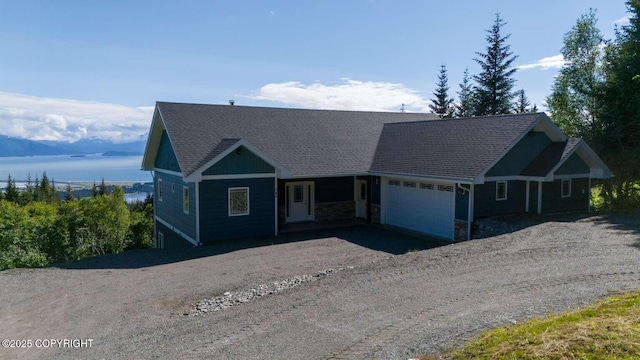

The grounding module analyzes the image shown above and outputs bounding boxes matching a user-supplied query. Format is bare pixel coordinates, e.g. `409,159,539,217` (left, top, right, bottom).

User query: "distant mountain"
38,138,147,154
0,136,148,157
0,135,70,157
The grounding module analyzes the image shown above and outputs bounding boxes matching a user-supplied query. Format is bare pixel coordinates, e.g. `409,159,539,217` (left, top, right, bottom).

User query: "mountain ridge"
0,135,147,157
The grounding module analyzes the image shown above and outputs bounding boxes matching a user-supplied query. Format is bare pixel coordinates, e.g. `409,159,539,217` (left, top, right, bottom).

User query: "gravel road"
1,214,638,360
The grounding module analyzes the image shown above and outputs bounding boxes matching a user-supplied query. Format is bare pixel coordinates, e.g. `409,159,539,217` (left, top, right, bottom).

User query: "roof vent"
229,100,235,106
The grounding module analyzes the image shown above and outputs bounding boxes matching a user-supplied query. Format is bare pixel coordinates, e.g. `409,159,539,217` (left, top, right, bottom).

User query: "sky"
0,0,631,143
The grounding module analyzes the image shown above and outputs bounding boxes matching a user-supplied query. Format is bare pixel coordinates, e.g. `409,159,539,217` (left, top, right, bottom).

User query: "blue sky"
0,0,630,143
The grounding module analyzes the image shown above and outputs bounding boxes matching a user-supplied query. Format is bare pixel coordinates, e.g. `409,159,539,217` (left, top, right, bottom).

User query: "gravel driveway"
1,214,639,360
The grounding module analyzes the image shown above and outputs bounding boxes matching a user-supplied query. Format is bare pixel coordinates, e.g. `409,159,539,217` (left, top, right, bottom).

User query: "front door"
286,181,314,223
355,179,367,219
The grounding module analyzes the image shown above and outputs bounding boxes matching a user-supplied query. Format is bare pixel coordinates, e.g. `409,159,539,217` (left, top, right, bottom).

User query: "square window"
293,185,304,203
183,186,190,214
229,187,250,216
158,178,163,202
496,181,507,201
561,179,571,198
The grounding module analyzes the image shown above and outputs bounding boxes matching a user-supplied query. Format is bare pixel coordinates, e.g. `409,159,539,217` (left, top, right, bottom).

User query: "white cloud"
517,55,566,71
250,79,429,112
614,16,630,25
0,92,153,143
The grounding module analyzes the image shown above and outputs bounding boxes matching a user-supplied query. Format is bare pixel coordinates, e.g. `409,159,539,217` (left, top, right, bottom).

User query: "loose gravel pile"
185,266,354,316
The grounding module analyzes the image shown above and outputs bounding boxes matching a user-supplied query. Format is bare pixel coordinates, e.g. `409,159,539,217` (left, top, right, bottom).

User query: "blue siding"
154,131,181,172
203,146,275,175
199,178,275,243
157,222,193,249
486,132,551,176
541,178,590,213
455,186,469,221
155,172,197,241
474,180,527,218
556,153,590,175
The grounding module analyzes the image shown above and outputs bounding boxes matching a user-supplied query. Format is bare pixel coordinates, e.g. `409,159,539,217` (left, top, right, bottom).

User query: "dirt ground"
0,214,639,360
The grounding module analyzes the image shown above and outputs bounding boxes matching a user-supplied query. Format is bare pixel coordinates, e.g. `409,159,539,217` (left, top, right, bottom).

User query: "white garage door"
383,178,455,239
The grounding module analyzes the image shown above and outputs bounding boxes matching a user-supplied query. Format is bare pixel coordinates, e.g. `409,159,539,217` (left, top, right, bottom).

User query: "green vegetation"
421,291,640,360
0,175,154,270
547,1,640,211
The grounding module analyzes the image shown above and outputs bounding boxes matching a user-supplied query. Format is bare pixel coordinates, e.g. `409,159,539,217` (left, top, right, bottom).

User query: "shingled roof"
370,113,545,181
154,102,439,178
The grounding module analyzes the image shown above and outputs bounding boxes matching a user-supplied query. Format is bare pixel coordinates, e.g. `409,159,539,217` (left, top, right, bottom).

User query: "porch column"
525,181,530,213
537,181,543,214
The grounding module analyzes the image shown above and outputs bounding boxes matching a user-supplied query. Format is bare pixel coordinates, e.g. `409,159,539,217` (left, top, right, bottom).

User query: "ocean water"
0,154,152,183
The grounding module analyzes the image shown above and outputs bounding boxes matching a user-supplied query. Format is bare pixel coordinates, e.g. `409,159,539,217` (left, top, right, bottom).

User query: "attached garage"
381,177,455,240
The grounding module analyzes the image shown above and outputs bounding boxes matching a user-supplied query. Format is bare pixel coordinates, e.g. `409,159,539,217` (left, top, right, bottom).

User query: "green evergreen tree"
429,64,455,118
38,172,51,203
23,174,34,204
599,0,640,206
473,12,518,116
513,89,533,113
91,182,98,197
4,175,19,203
65,184,74,202
99,178,108,196
456,68,475,117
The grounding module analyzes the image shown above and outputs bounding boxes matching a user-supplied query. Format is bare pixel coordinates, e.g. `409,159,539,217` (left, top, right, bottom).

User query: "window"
158,178,163,202
561,179,571,198
183,186,190,214
438,184,454,192
229,187,250,216
388,180,400,186
419,183,434,190
496,181,507,201
157,232,164,249
403,181,416,188
293,185,304,203
359,182,366,200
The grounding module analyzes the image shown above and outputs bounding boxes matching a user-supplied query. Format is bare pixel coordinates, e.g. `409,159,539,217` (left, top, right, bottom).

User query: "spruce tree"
473,12,518,116
513,89,532,113
456,68,475,117
65,184,74,202
429,64,455,118
5,175,19,202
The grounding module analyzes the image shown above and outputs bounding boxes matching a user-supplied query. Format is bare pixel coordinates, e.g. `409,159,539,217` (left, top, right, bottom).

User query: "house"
141,102,612,248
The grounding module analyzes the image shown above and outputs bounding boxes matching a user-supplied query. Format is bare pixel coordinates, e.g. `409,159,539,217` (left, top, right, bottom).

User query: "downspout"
152,171,157,248
457,183,473,241
274,175,278,236
588,176,592,213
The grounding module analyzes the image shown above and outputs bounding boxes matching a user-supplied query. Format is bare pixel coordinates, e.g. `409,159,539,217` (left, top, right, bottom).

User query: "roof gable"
370,113,546,182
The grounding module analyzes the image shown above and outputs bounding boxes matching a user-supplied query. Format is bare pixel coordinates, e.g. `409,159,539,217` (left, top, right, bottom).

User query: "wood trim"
154,168,183,177
202,173,276,180
155,216,198,246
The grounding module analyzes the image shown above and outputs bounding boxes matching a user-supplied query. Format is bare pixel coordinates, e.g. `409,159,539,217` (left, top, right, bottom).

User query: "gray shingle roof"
520,138,581,177
370,113,543,181
156,102,439,178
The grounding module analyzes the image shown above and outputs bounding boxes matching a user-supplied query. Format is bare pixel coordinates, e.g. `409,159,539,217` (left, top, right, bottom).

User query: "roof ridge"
156,101,437,116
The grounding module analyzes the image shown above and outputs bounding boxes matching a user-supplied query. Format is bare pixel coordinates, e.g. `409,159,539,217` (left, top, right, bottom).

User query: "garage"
382,178,455,240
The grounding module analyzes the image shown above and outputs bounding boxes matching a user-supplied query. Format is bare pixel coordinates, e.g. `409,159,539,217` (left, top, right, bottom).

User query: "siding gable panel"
154,131,181,172
556,153,590,175
203,146,275,176
486,131,551,177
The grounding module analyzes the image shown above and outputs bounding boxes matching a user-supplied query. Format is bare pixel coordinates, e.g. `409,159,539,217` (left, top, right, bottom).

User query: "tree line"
428,13,536,118
429,2,640,210
0,174,154,270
